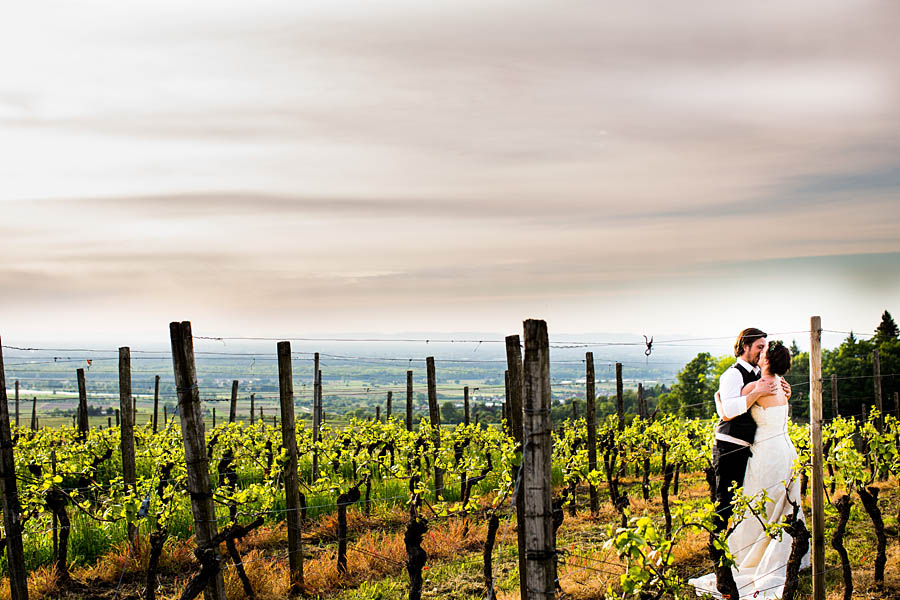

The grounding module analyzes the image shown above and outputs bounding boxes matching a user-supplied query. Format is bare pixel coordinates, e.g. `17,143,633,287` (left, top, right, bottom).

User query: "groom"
712,328,791,535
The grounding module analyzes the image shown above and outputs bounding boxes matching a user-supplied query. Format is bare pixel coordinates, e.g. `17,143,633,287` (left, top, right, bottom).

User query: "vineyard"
0,320,899,600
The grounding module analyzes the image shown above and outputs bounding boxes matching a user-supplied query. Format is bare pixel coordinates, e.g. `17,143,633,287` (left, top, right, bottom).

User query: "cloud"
1,0,898,340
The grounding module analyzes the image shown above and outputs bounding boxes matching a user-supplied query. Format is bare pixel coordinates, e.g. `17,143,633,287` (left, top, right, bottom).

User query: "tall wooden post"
31,396,37,430
809,316,825,600
522,321,554,600
585,352,598,515
277,341,304,592
51,450,58,563
426,357,444,498
313,354,320,440
873,349,884,433
312,366,321,481
317,370,323,425
504,370,510,428
115,408,119,427
119,347,137,545
505,335,528,599
250,393,255,425
406,370,414,431
153,375,160,433
0,339,29,600
163,405,168,426
463,386,470,426
212,408,216,428
615,362,624,431
830,374,839,418
14,379,19,428
572,399,577,420
637,383,645,418
76,368,89,440
229,380,238,424
170,321,227,600
386,391,393,420
376,406,381,422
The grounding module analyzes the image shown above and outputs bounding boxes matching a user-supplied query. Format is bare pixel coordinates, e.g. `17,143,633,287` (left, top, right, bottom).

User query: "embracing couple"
690,328,811,600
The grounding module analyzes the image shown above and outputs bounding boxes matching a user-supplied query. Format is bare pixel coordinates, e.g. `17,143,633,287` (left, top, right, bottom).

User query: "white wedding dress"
690,385,811,599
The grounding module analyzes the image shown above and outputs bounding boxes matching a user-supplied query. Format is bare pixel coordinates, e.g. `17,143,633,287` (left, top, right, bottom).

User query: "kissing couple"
690,328,811,599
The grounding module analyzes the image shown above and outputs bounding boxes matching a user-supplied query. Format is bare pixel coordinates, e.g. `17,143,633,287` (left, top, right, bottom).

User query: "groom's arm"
716,368,749,421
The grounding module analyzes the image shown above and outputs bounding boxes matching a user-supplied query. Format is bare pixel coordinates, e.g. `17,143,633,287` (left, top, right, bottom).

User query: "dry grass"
3,472,898,599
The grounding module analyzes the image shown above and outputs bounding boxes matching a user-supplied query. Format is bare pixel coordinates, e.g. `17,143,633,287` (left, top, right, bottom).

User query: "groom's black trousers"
712,440,753,535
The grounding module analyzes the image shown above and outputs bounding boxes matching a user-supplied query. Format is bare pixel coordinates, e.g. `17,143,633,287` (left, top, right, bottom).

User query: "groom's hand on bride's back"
781,379,792,399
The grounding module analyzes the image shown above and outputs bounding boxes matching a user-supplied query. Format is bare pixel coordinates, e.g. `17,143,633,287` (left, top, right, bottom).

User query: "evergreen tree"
874,310,899,345
789,340,800,357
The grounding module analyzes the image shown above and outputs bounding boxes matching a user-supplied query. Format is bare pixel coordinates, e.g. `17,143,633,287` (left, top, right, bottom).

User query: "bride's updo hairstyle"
767,341,791,376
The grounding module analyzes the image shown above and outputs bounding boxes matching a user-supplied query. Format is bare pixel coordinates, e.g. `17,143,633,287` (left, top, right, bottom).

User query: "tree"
874,310,899,345
789,340,801,357
440,401,462,424
660,352,717,419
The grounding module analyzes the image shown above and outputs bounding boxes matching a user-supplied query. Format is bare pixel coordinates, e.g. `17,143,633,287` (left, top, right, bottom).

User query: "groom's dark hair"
734,327,767,357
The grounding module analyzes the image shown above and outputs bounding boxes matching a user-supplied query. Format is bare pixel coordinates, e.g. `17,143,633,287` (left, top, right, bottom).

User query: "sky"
1,0,899,347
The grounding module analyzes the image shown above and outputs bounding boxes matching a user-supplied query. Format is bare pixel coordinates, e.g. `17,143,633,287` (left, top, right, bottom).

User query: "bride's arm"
741,380,777,400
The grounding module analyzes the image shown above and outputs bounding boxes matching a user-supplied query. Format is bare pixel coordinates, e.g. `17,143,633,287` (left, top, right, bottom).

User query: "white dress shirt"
715,357,760,447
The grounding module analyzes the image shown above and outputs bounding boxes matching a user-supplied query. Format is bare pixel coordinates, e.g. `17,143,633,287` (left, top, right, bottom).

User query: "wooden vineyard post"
585,352,598,515
312,353,321,481
522,320,554,600
51,450,58,563
505,334,528,599
119,347,138,546
229,380,238,424
615,362,624,432
212,408,216,428
14,379,19,428
426,357,444,499
153,375,160,433
406,370,414,431
504,370,511,432
115,409,119,427
831,374,839,418
250,393,255,425
317,369,323,425
615,363,625,477
463,386,470,426
76,368,89,440
386,391,392,420
108,416,112,428
163,405,168,426
873,349,884,433
170,321,227,600
277,341,304,592
376,406,381,422
638,383,646,419
809,316,825,600
572,399,577,420
31,396,37,430
0,339,30,600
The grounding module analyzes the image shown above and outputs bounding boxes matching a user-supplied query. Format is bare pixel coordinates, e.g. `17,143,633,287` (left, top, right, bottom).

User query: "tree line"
659,310,899,421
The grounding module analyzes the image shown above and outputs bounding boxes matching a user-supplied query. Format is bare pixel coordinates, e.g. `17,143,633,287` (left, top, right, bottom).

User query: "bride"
690,342,810,599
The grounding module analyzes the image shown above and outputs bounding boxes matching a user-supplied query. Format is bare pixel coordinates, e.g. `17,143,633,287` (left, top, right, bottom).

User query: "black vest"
716,363,760,444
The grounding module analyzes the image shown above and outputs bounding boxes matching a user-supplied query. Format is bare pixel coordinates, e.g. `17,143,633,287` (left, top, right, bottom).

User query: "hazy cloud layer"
1,0,899,342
